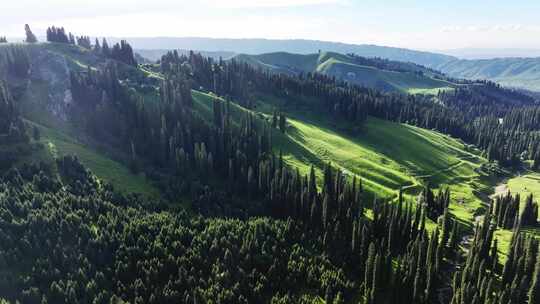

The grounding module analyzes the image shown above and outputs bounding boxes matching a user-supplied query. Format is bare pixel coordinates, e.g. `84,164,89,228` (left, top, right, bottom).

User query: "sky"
3,0,540,51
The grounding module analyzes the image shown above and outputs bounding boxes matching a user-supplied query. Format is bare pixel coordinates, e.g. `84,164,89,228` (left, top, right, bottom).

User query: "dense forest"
0,155,462,304
0,25,539,304
0,156,537,303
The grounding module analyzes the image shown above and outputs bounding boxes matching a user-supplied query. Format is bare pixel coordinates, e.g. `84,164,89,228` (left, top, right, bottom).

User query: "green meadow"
192,89,492,232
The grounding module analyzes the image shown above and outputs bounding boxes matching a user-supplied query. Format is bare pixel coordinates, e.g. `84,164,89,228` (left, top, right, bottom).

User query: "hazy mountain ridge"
126,37,456,67
438,48,540,59
435,57,540,91
131,37,540,91
136,48,236,62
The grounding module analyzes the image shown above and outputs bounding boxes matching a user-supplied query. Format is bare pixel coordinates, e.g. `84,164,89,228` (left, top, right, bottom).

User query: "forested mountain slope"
1,42,489,213
1,33,540,304
0,42,464,303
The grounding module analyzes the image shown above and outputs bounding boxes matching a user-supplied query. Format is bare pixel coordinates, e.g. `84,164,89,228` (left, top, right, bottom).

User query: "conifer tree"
24,24,37,43
102,38,110,57
279,112,287,133
272,110,278,129
521,194,538,226
94,38,101,53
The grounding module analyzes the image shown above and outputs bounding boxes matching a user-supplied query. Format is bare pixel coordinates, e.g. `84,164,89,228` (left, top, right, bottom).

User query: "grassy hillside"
33,121,160,198
508,172,540,203
235,51,455,94
192,89,492,231
268,96,493,225
235,52,319,73
436,57,540,91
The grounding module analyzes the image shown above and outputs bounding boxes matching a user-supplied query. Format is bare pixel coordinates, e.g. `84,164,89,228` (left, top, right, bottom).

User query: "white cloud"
2,0,540,49
200,0,346,8
25,12,327,40
441,24,539,33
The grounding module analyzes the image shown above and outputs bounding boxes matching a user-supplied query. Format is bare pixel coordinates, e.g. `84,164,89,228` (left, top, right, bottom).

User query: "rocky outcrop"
26,46,73,121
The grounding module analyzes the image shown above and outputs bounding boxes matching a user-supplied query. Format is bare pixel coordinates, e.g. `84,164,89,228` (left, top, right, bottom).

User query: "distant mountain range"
136,49,236,62
128,37,455,67
129,37,540,92
435,57,540,92
437,48,540,60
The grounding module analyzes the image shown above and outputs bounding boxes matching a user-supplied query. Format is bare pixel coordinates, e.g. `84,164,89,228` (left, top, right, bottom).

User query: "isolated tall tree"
102,38,110,57
24,24,37,43
279,112,287,133
94,38,101,53
521,194,538,226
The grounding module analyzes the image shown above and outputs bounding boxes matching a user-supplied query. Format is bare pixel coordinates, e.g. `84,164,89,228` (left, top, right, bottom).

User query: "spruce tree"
24,24,37,43
279,112,287,133
102,38,110,57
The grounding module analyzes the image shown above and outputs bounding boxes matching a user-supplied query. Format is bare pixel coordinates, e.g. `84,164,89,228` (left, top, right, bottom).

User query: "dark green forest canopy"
0,156,456,304
0,157,537,304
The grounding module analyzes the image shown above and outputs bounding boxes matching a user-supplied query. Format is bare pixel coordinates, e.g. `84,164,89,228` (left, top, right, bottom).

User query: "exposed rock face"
27,47,73,121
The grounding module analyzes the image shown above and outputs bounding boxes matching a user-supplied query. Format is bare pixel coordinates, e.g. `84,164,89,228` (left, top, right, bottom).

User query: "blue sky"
3,0,540,50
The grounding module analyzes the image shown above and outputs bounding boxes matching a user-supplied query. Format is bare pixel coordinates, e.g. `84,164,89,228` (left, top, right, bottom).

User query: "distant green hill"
436,57,540,92
235,51,455,94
